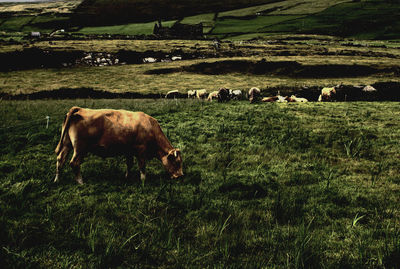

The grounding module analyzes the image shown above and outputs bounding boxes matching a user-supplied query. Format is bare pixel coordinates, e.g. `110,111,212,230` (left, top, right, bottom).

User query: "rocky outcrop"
76,52,120,67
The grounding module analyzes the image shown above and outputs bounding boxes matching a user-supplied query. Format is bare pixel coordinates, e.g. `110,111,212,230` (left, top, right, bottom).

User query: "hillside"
208,0,400,40
71,0,400,40
73,0,277,26
1,0,400,40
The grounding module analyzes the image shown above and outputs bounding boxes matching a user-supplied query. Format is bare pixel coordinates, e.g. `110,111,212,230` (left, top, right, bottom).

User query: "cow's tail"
55,106,81,155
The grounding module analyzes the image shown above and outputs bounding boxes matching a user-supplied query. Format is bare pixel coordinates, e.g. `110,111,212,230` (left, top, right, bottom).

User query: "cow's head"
162,149,183,179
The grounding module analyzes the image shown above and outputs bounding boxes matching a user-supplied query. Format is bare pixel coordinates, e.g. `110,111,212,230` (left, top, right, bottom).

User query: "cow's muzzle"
171,173,184,179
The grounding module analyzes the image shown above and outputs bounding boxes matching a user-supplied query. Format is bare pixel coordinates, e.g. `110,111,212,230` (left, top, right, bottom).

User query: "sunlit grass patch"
212,15,303,35
0,16,34,32
78,20,176,35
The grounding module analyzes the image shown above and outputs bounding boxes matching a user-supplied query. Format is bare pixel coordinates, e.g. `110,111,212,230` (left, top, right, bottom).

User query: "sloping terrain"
207,0,400,39
70,0,400,40
0,0,80,15
1,0,400,40
73,0,277,26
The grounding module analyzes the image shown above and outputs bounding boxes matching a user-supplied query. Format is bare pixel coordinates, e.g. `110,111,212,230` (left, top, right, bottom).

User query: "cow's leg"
54,146,70,183
70,150,84,185
125,155,133,179
137,157,146,181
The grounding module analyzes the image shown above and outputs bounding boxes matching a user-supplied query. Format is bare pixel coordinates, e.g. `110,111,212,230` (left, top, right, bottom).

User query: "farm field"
0,99,399,268
1,0,400,40
0,0,400,267
1,38,400,97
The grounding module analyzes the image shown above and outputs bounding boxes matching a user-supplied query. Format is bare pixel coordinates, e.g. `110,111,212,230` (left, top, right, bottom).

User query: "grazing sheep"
248,87,261,103
217,87,230,102
230,90,243,100
196,89,208,99
289,95,308,102
165,90,179,99
207,91,219,101
362,85,377,92
187,90,197,98
277,95,288,103
318,87,336,102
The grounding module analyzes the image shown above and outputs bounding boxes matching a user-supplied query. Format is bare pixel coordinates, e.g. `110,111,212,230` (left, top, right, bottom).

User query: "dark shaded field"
145,59,399,78
73,0,277,25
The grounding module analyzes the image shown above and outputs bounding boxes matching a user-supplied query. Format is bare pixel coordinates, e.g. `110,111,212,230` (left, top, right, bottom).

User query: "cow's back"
69,109,159,157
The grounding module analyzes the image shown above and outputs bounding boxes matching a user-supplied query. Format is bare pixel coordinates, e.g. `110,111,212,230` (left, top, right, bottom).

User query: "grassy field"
217,0,349,17
0,58,398,96
73,0,276,25
78,20,176,36
0,0,81,15
0,0,399,267
0,37,399,97
208,0,400,40
0,99,399,267
1,0,400,41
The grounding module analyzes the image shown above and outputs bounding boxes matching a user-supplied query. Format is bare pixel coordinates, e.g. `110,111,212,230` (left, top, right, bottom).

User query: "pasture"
0,99,399,268
1,0,400,267
1,38,399,97
1,0,400,41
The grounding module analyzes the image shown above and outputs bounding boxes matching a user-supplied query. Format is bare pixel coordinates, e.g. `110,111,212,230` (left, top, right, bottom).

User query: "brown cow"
54,107,183,184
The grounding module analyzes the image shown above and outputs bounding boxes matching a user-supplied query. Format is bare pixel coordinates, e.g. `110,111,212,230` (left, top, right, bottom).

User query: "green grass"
212,15,303,35
180,13,215,33
1,49,399,96
0,16,35,32
218,0,349,17
259,0,400,39
1,0,400,41
1,99,400,267
180,13,215,25
23,15,70,33
205,0,400,40
74,0,276,25
78,20,176,35
0,15,70,33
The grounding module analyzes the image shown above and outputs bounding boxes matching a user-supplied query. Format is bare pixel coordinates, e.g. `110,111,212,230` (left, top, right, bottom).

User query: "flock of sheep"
164,85,343,103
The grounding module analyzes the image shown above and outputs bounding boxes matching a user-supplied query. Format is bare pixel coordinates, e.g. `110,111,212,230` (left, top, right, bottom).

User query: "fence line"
0,113,65,132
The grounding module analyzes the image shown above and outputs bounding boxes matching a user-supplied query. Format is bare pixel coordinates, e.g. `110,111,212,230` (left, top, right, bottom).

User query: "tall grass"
0,100,399,267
